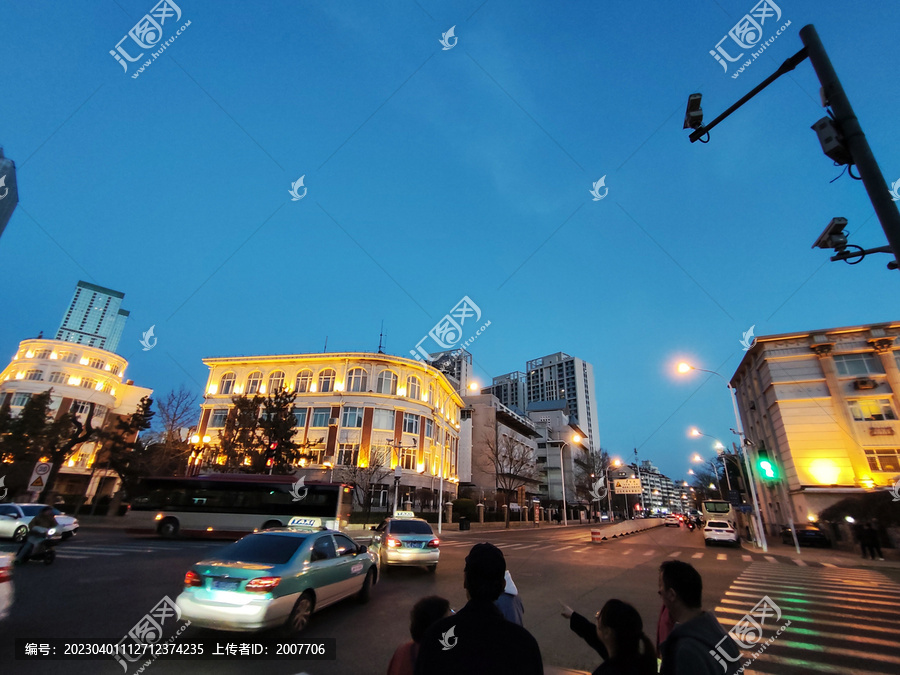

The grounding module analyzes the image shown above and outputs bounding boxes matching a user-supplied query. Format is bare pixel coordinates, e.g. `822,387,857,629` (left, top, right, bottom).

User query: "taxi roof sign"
393,511,416,518
288,517,323,529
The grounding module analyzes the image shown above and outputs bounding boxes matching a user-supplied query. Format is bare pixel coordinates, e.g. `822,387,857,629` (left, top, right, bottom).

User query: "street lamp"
392,466,402,515
677,362,767,552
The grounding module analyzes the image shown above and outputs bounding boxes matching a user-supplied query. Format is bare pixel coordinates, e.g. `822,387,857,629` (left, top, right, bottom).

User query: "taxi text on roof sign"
393,511,416,518
288,517,322,528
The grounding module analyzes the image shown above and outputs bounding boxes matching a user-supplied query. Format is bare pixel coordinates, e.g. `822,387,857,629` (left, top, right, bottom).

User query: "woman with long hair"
561,598,657,675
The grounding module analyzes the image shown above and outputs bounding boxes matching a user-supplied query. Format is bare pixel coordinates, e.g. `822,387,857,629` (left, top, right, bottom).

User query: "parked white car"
0,504,80,542
0,553,13,622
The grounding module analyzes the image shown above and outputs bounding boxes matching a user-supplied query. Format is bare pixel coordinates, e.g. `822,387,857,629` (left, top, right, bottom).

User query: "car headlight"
47,528,57,536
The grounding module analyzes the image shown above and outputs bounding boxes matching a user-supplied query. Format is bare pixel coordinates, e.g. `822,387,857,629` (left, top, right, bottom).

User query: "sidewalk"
742,536,900,568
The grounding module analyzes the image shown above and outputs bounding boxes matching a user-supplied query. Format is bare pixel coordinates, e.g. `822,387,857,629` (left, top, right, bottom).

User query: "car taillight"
245,577,281,592
184,570,203,587
386,536,400,548
427,538,440,548
0,566,12,583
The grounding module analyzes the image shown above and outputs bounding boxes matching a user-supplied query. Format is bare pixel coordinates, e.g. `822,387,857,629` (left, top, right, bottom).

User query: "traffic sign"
613,478,642,494
26,461,52,493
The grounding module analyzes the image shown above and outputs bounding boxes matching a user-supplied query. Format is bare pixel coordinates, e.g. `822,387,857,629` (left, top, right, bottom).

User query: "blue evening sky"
1,1,898,483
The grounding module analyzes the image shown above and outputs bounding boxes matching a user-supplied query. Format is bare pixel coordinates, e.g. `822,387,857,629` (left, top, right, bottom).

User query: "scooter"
686,520,696,532
15,527,58,565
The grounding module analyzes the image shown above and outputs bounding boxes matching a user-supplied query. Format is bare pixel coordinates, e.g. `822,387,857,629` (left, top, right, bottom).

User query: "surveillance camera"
812,217,848,250
683,93,703,130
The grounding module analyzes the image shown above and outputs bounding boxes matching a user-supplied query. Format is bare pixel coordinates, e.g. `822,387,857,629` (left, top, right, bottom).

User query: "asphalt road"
2,523,899,675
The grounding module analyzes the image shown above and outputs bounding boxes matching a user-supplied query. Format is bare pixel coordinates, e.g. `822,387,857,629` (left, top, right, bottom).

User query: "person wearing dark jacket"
15,506,58,563
415,543,543,675
561,599,657,675
387,596,450,675
658,560,741,675
495,570,525,625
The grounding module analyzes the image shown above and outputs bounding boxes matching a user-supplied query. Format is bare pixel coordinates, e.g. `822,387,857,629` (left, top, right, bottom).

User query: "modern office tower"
55,281,130,353
490,371,528,413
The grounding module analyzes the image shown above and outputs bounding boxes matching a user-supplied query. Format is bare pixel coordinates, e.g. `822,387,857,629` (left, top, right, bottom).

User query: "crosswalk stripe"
516,544,539,549
557,546,573,552
792,558,807,566
667,551,682,557
620,549,633,555
742,554,752,561
55,553,90,559
691,552,703,559
821,562,836,567
572,548,586,553
643,550,655,556
717,553,727,560
764,555,777,563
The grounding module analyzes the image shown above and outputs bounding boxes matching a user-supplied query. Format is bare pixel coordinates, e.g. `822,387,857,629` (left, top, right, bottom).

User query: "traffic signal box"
756,448,778,481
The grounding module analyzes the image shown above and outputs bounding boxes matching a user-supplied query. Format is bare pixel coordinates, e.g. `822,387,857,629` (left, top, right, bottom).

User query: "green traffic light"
758,459,776,479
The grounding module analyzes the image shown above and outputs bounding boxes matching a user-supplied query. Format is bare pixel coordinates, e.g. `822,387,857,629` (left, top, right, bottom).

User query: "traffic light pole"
800,25,900,269
728,384,768,553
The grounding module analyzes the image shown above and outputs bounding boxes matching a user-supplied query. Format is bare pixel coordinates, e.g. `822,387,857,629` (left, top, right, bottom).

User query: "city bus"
126,474,353,538
701,499,736,528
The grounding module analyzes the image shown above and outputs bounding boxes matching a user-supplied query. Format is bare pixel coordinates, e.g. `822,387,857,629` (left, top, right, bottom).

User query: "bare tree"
482,432,538,498
155,385,198,445
333,444,392,525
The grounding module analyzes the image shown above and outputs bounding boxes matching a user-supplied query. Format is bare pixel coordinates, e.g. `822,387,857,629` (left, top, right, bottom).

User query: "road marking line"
717,554,727,561
742,555,752,561
621,549,633,555
792,558,808,566
691,552,704,559
667,551,681,557
516,544,540,549
55,554,90,559
764,556,778,563
557,546,573,551
643,550,655,556
821,562,837,567
572,548,586,553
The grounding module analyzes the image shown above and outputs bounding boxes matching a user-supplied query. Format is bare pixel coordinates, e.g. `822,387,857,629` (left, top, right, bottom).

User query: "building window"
370,484,388,508
311,408,330,427
849,398,897,422
88,358,105,370
372,408,394,430
338,443,360,466
32,349,51,359
209,409,229,428
425,418,433,438
109,364,121,375
219,372,236,395
246,372,263,395
305,445,325,465
834,353,885,376
377,370,398,395
58,352,79,363
428,383,436,404
865,449,900,472
401,446,417,470
341,406,364,428
347,368,368,392
48,371,67,383
11,393,31,407
80,377,98,390
318,369,336,393
403,413,420,435
295,370,313,393
268,370,285,393
407,376,421,400
71,400,94,415
293,407,308,428
24,369,44,381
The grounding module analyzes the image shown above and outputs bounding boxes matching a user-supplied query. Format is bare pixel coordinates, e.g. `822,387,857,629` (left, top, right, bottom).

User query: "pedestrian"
657,560,741,675
560,599,657,675
556,510,563,525
415,543,543,675
495,570,525,625
387,596,451,675
656,603,675,651
861,523,885,561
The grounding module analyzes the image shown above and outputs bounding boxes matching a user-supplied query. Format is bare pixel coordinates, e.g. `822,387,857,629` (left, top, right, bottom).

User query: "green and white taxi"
175,517,377,633
369,511,440,573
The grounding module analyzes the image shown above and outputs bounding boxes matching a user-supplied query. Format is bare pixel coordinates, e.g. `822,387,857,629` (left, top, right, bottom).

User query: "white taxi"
369,511,440,573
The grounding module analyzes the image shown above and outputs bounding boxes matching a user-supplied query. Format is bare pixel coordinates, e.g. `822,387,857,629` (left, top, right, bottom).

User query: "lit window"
401,446,417,470
80,377,98,390
318,369,336,393
219,372,236,395
32,349,52,359
372,408,395,430
268,370,285,393
58,352,79,363
88,358,105,370
24,369,44,381
406,376,421,400
849,398,897,422
246,371,263,395
864,449,900,472
338,443,360,466
295,370,313,393
377,371,398,395
341,406,363,428
48,371,67,384
347,368,368,392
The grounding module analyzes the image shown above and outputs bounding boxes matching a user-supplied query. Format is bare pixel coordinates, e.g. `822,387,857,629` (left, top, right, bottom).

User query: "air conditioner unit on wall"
328,417,340,426
854,378,877,390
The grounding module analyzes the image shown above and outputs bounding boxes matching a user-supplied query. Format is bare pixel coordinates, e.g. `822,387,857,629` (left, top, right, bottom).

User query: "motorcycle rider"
15,506,58,563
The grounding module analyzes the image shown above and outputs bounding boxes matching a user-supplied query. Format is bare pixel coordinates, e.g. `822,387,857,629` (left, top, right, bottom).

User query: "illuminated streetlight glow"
689,428,701,437
572,434,582,443
692,453,703,463
677,362,692,374
468,382,479,391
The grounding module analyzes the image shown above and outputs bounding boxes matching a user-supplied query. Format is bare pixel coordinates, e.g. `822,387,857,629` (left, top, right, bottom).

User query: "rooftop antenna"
377,321,385,354
323,336,328,353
